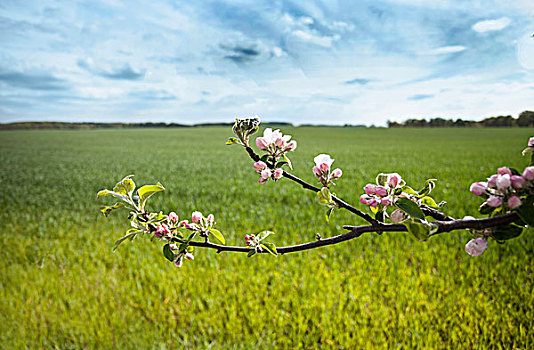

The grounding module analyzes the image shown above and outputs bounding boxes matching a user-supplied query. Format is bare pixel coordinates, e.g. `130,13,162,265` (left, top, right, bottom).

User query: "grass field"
1,126,533,349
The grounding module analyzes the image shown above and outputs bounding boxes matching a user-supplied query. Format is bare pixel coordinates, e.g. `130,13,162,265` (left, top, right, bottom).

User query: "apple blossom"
510,175,525,189
331,168,342,179
167,212,179,223
487,174,498,188
287,140,297,151
497,167,512,176
529,137,534,148
207,214,215,223
486,195,502,208
192,211,202,223
469,182,487,196
387,173,402,188
261,168,272,179
253,161,267,172
465,237,488,256
496,174,511,190
507,196,522,209
364,184,376,195
523,166,534,181
179,220,192,229
185,253,194,260
255,137,269,150
375,186,388,197
314,154,334,169
390,209,406,223
273,168,283,180
380,198,391,206
155,224,170,237
313,166,322,177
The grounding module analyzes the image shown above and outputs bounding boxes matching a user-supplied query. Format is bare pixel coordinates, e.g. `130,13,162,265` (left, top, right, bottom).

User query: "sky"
0,0,533,126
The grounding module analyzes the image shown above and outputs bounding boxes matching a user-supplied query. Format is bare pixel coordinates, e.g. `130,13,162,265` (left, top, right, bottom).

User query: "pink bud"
320,162,330,173
360,194,370,205
387,173,402,188
368,199,378,208
255,137,269,150
465,237,488,257
496,174,511,190
529,137,534,148
174,258,183,268
192,211,202,223
486,195,502,208
364,184,376,195
253,161,267,172
487,174,498,188
167,212,179,223
523,166,534,181
375,186,388,197
274,137,285,148
261,168,272,179
313,165,322,177
244,235,250,241
258,177,268,184
287,140,297,151
380,198,391,206
156,224,170,237
179,220,191,229
510,175,525,188
207,214,214,223
331,168,342,179
507,196,522,209
273,168,283,180
390,209,405,223
469,182,487,196
497,167,512,176
185,253,194,260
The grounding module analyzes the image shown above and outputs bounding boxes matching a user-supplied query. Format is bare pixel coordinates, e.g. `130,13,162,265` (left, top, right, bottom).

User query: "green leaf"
260,154,271,163
375,173,388,186
402,186,418,196
209,229,226,245
226,137,238,145
283,154,293,170
375,211,384,222
100,202,125,216
113,175,135,196
260,242,278,256
96,189,128,201
404,219,431,241
247,250,256,257
325,207,334,222
509,167,520,176
317,187,332,206
163,244,175,262
257,230,274,241
113,229,140,251
420,196,440,209
370,205,379,214
396,197,425,220
491,224,524,241
275,160,288,168
516,196,534,226
137,183,165,209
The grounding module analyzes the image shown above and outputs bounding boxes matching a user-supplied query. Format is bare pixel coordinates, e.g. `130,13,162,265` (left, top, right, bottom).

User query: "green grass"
0,127,533,349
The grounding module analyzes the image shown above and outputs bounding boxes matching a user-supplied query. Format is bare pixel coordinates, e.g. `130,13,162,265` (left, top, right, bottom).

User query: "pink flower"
287,140,297,151
244,235,250,241
312,165,322,176
510,175,525,188
469,182,487,196
507,196,522,209
465,237,488,257
375,186,388,197
174,258,183,268
258,177,268,184
360,194,370,205
497,167,512,176
486,195,502,208
496,174,511,190
179,220,191,229
255,137,269,150
184,253,194,260
368,199,378,208
167,212,179,223
380,198,391,206
192,211,203,223
529,137,534,148
487,174,498,188
155,224,170,237
207,214,215,223
523,166,534,181
387,173,402,188
390,209,406,223
364,184,376,195
253,161,267,172
273,168,283,180
319,162,330,172
261,168,272,179
331,168,342,179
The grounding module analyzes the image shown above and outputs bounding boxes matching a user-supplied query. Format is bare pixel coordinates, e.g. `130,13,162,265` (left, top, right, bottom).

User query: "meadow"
0,126,533,349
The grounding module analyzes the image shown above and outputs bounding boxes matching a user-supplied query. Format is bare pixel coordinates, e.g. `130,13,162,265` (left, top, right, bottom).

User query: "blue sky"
1,0,533,125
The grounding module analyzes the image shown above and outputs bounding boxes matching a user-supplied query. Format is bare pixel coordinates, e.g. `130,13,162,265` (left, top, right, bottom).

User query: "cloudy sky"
1,0,533,125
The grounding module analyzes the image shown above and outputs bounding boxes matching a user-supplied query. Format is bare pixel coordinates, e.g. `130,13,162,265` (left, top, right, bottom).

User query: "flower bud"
207,214,214,223
507,196,522,209
469,182,487,196
390,209,406,223
179,220,191,229
380,198,391,206
287,140,297,151
155,224,170,237
368,199,378,208
387,173,402,188
497,167,512,176
274,136,285,148
313,165,322,177
255,137,269,150
253,161,267,172
319,162,330,173
360,194,370,205
167,212,179,223
486,195,502,208
510,175,525,188
258,177,268,184
523,166,534,181
192,211,202,223
465,237,488,256
244,235,250,241
273,168,283,180
261,168,272,179
496,174,511,190
487,174,498,188
375,186,388,197
185,253,194,260
331,168,342,179
529,137,534,148
364,184,376,195
174,257,183,268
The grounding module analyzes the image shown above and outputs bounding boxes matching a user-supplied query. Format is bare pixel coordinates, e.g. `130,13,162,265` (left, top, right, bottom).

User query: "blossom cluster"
253,161,283,184
312,154,342,187
359,173,403,208
255,128,297,154
244,234,262,251
470,165,534,210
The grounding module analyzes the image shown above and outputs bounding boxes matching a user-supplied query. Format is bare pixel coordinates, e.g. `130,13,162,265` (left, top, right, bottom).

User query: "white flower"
465,238,488,256
313,154,334,168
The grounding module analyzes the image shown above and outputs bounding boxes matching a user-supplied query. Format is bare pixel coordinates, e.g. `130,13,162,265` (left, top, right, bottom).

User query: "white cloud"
427,45,467,55
292,30,340,47
472,17,511,33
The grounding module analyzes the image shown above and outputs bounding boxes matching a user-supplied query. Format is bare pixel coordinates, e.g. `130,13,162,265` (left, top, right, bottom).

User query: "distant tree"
518,111,534,127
